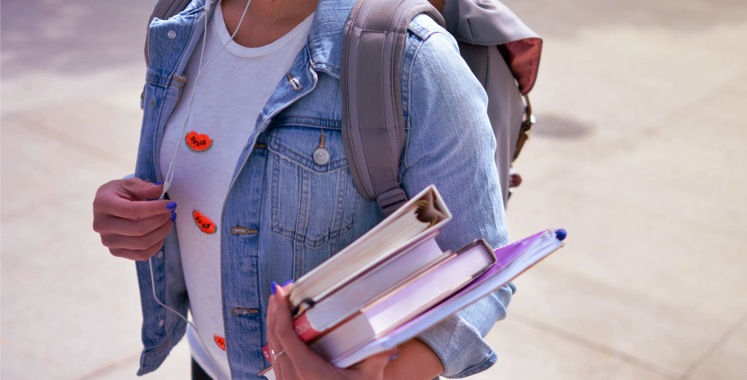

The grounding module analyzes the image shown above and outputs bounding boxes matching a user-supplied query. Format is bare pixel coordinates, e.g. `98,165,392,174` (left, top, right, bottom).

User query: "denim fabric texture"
134,0,513,378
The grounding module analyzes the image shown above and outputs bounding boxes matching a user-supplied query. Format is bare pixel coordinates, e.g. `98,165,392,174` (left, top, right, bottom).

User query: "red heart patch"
192,210,217,234
186,131,213,152
214,334,227,351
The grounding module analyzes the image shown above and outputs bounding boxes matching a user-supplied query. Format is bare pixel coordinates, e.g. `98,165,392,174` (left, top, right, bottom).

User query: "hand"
92,178,176,261
266,283,397,380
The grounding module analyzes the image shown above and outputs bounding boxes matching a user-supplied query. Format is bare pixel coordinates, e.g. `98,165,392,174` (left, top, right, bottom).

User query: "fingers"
121,178,167,201
266,283,395,380
270,285,319,363
93,178,172,221
94,209,173,236
108,236,168,261
101,216,174,259
268,284,333,379
266,290,301,380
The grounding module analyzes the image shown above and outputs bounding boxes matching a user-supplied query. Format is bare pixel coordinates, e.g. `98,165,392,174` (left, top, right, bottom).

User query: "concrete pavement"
2,0,746,378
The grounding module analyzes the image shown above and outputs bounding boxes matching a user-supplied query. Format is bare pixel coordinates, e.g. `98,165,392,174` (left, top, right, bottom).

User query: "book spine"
293,312,321,342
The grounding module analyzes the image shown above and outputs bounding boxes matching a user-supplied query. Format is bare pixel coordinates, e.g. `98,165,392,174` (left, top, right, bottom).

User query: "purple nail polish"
282,279,294,287
170,212,177,223
271,281,278,295
166,202,177,211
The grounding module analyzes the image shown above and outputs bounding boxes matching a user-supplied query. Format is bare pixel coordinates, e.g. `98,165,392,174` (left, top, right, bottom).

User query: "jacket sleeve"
400,16,514,378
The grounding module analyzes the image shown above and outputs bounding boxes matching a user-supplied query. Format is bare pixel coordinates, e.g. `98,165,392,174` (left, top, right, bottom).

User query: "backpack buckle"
377,188,408,216
513,95,535,161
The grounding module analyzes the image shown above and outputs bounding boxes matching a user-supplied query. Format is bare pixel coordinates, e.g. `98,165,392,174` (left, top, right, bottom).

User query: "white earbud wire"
160,0,253,200
151,1,254,378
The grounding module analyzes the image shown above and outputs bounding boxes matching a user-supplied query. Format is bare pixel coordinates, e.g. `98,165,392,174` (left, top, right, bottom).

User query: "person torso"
134,0,501,377
157,4,314,377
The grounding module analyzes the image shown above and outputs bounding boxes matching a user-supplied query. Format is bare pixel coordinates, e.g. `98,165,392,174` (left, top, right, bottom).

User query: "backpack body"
146,0,542,213
342,0,542,213
461,42,528,204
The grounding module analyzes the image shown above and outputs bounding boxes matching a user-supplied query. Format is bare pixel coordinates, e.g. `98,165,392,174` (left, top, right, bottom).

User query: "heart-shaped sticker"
192,210,217,234
186,131,213,152
214,334,227,351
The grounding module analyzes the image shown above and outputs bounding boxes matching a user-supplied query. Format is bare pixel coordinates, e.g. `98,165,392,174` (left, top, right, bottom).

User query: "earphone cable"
161,0,253,200
148,256,222,379
151,1,255,378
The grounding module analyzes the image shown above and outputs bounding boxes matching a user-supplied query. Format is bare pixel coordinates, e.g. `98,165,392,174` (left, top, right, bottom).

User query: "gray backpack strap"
145,0,194,63
341,0,445,216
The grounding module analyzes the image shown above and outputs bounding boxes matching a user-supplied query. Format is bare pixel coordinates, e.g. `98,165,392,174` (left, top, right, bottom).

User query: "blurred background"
1,0,746,378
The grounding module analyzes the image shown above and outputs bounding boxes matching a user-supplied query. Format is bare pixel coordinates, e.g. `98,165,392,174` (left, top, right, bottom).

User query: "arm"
263,18,515,380
399,16,513,378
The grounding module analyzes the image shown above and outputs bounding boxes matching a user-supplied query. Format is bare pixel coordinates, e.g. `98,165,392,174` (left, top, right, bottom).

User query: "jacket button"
230,226,258,235
231,307,259,316
167,30,177,39
158,319,165,327
156,251,164,259
286,73,303,92
313,147,330,165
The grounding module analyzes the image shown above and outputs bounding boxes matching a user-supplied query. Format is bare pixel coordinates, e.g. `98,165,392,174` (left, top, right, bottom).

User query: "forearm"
384,338,443,380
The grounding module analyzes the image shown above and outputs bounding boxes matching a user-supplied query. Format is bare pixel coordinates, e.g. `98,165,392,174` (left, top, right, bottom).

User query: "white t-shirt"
158,3,313,378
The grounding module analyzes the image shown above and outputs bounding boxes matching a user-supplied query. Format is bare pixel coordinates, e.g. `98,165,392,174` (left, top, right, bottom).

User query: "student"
92,0,513,378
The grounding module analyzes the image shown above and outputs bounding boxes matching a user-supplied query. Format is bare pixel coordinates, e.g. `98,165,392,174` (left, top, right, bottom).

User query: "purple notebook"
332,228,566,368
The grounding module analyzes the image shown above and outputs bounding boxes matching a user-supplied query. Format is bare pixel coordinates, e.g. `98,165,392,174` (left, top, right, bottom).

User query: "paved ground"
2,0,746,379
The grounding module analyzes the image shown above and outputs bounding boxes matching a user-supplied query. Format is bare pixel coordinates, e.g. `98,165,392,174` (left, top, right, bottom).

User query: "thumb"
353,348,398,378
122,178,166,201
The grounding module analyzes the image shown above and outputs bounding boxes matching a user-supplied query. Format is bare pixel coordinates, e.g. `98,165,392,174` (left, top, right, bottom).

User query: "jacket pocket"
267,125,359,248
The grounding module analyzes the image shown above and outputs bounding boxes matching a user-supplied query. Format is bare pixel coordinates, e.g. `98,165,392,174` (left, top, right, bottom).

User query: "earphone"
160,0,253,201
149,1,253,378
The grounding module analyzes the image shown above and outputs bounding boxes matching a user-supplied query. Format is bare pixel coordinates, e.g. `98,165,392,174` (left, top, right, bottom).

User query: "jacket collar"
306,0,355,78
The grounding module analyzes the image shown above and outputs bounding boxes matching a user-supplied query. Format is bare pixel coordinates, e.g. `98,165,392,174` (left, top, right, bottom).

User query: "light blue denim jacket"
134,0,513,378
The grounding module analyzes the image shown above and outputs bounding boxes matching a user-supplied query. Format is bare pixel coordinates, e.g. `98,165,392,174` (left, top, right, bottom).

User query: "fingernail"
282,279,294,287
170,212,177,223
166,202,177,211
388,349,401,362
271,281,278,295
155,180,164,185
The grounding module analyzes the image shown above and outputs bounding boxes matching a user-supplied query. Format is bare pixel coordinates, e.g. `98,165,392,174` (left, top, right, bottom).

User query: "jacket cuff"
417,284,514,378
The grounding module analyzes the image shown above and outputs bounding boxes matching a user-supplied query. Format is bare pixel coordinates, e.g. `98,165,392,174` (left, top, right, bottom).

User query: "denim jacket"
134,0,513,378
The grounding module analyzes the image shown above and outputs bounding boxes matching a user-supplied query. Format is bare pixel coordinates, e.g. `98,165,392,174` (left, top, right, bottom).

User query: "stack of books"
261,185,566,377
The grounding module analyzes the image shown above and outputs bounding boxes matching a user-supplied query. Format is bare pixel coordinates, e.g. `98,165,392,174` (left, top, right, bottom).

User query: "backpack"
146,0,542,215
